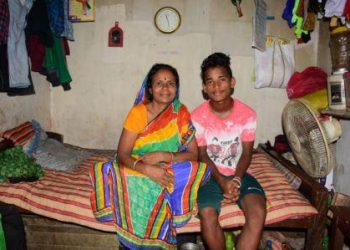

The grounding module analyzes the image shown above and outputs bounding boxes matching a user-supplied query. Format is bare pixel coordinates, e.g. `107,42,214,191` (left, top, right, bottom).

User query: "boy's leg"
236,174,266,250
197,177,225,250
199,207,225,250
238,194,266,250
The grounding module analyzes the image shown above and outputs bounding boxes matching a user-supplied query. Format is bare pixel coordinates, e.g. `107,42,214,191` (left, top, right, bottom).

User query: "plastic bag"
255,40,295,88
301,88,328,110
286,66,327,99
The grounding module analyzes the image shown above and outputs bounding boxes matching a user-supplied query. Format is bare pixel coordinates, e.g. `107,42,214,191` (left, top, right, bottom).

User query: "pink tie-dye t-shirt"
191,99,257,176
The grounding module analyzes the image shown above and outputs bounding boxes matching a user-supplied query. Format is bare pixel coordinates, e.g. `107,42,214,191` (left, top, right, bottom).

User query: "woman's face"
150,69,177,105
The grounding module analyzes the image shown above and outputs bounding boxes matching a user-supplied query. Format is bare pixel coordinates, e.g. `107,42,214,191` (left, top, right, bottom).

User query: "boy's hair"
145,63,179,101
200,52,233,82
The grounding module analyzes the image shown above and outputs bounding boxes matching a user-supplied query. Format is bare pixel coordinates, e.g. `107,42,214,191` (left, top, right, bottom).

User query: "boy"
191,52,266,250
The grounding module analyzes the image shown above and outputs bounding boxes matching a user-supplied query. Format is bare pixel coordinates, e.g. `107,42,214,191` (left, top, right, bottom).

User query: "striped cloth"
0,155,116,232
1,121,34,145
0,153,317,235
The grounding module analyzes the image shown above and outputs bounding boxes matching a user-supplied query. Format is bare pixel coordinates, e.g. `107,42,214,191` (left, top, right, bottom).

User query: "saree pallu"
90,100,211,249
91,160,210,249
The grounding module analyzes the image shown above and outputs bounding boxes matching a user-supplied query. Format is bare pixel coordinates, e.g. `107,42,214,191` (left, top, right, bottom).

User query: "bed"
0,122,328,249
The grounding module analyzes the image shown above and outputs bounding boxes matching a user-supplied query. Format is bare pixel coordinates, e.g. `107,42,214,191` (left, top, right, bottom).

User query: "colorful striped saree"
90,99,210,249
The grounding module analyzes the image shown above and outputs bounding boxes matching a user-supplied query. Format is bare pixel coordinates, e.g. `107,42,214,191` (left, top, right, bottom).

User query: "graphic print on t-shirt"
191,99,257,176
207,136,241,170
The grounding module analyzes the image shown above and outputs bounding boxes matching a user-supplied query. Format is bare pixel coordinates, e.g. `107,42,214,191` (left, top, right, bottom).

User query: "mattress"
0,152,317,234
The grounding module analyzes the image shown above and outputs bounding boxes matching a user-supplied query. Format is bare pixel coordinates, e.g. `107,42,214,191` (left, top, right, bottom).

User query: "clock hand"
165,14,170,27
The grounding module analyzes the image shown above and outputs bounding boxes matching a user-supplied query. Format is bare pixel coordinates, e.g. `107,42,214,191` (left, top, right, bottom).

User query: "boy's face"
202,66,235,102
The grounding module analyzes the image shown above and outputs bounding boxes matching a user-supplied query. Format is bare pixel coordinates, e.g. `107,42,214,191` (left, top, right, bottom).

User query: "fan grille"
282,100,330,177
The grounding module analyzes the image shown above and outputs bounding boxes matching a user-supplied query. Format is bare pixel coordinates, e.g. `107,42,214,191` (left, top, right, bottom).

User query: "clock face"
154,7,181,34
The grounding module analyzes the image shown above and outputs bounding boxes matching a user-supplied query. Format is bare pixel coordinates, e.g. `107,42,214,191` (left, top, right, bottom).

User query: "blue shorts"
197,173,265,213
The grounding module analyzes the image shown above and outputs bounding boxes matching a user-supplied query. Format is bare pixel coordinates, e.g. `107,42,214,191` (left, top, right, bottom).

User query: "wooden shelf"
320,109,350,120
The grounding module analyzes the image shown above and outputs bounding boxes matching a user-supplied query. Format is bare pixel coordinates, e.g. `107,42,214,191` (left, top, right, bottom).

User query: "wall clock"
154,7,181,34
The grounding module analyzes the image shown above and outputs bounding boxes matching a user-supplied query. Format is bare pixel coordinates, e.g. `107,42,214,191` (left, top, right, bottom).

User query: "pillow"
22,120,45,156
1,121,34,146
256,147,301,189
34,138,92,172
270,156,301,189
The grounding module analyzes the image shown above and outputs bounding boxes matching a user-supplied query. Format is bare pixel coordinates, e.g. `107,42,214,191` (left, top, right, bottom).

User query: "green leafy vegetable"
0,146,44,182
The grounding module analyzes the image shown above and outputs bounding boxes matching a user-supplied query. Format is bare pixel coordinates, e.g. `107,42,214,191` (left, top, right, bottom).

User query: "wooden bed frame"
0,134,328,249
258,143,328,249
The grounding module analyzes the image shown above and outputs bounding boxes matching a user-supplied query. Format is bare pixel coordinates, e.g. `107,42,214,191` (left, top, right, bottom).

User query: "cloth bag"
255,39,295,88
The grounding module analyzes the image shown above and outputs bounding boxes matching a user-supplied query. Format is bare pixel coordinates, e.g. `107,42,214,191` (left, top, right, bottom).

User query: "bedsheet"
0,153,317,233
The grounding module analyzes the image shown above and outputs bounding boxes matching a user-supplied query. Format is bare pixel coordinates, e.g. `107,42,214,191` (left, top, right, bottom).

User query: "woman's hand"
220,179,240,205
141,152,171,165
142,165,174,188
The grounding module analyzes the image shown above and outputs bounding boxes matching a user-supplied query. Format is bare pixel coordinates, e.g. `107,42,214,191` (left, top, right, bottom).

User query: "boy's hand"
221,179,240,205
142,152,169,165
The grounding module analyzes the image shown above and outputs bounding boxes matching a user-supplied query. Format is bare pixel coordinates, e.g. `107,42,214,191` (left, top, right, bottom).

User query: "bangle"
232,177,241,188
169,152,174,162
132,159,140,170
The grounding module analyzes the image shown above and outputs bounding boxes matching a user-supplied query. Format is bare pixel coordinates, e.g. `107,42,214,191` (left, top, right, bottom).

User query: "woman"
90,64,210,249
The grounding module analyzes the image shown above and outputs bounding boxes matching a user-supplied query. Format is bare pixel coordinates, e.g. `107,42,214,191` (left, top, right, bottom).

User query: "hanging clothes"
0,45,35,96
283,0,327,43
292,0,308,39
0,0,9,44
0,0,9,92
1,0,34,95
61,0,74,41
26,0,73,90
325,0,347,17
26,0,53,47
0,44,9,92
283,0,296,28
27,35,46,73
343,0,350,22
42,33,72,90
26,0,52,73
46,0,65,37
7,0,34,89
308,0,323,14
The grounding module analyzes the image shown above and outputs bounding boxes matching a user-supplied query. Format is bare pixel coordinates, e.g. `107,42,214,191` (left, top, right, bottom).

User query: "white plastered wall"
0,74,51,132
1,0,320,150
